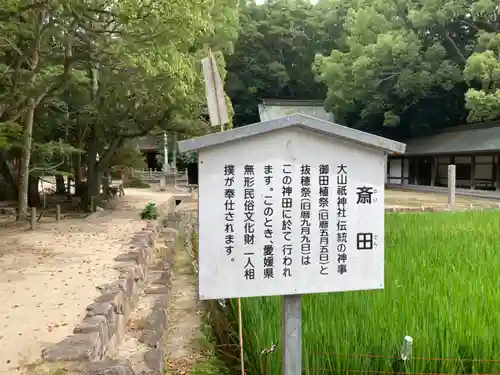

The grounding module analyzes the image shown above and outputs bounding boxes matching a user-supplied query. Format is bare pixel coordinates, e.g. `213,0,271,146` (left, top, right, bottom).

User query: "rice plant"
226,211,500,375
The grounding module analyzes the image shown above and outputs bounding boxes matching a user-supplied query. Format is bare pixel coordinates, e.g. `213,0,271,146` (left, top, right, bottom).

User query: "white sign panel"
198,127,385,300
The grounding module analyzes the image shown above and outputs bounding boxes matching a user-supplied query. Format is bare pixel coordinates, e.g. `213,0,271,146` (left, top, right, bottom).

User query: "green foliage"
230,211,500,375
225,0,342,126
178,151,198,165
140,201,158,220
314,0,500,136
124,177,150,189
0,121,22,149
0,0,239,205
110,143,147,169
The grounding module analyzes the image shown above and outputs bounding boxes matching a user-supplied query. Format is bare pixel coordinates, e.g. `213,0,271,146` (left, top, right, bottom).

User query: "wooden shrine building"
387,122,500,191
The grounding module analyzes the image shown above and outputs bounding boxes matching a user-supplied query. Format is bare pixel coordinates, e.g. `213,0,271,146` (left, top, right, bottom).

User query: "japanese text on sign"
203,150,384,300
336,164,348,275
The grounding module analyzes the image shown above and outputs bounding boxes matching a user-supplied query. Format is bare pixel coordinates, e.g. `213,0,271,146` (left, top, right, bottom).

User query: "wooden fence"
132,168,189,185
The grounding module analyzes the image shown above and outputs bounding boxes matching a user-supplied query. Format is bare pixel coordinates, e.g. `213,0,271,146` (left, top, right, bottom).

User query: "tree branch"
438,26,467,66
5,19,76,123
96,137,125,171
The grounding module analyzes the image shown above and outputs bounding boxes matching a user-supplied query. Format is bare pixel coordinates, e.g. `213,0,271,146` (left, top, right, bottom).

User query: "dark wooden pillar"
496,155,500,191
471,155,476,190
491,155,495,189
400,156,405,185
414,157,419,185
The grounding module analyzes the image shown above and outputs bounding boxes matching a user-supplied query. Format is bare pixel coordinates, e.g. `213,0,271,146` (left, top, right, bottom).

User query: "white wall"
198,126,386,299
387,158,409,184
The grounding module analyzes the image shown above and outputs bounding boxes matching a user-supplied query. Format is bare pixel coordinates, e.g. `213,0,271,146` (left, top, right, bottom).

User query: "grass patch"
190,359,230,375
189,306,232,375
227,211,500,375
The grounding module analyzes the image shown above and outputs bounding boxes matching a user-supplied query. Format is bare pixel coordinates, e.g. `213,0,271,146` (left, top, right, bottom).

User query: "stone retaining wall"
39,197,180,375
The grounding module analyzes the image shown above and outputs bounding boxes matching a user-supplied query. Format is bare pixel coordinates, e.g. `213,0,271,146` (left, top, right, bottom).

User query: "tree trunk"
102,170,110,200
55,175,66,194
82,63,101,212
28,175,41,208
18,99,35,219
85,136,100,211
0,158,18,200
73,153,82,189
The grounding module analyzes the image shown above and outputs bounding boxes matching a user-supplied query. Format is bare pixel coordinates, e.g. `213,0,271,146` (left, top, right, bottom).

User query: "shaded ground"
165,227,204,375
0,188,174,374
385,189,499,210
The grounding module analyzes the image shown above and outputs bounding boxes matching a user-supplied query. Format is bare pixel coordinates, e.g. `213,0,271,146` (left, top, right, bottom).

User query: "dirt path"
0,188,173,374
165,238,204,375
385,189,500,209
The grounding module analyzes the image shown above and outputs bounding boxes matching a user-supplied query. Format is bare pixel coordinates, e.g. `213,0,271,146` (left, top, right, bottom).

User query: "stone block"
115,252,140,262
133,264,145,281
74,316,109,352
148,269,170,286
120,276,136,297
82,359,134,375
86,302,113,318
144,286,169,294
94,291,126,315
96,280,126,294
74,316,107,334
42,332,102,362
144,348,164,375
106,309,118,340
140,298,167,348
131,234,149,248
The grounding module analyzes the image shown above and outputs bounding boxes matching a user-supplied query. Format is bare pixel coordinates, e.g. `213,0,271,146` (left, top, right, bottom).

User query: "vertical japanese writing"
300,165,311,266
336,164,348,275
243,165,256,280
263,165,274,279
223,165,235,258
318,164,330,275
282,164,293,277
356,185,376,252
356,186,374,204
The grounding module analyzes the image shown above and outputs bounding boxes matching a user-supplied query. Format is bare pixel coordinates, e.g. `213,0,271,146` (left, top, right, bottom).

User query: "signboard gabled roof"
178,113,406,154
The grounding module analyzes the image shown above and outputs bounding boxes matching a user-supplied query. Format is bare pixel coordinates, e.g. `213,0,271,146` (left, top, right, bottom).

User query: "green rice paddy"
227,211,500,375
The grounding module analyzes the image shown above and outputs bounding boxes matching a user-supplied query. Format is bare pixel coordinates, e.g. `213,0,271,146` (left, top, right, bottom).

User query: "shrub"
140,201,158,220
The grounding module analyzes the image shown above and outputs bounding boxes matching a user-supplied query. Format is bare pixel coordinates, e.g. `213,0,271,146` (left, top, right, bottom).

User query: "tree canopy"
225,0,500,139
225,0,344,126
0,0,239,211
314,0,500,138
2,0,500,211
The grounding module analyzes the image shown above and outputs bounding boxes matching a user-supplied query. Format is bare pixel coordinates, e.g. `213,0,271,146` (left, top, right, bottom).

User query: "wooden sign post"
179,114,406,375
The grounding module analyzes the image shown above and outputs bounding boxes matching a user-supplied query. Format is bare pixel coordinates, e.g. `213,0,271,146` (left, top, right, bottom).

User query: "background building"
258,99,334,123
387,122,500,191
